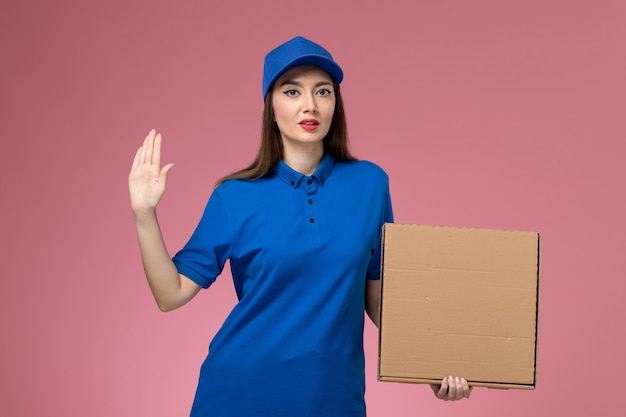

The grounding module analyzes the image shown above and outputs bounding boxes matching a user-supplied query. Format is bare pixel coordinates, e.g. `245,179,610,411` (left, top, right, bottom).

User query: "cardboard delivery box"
378,223,540,390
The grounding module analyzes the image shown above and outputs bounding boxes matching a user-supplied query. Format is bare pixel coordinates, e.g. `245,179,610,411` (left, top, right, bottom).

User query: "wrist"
132,207,158,224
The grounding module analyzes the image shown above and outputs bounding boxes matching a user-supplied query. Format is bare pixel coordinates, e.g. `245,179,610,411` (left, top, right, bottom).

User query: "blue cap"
262,36,343,100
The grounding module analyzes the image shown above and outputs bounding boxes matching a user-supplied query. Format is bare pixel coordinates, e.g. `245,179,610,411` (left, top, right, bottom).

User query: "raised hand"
129,129,174,214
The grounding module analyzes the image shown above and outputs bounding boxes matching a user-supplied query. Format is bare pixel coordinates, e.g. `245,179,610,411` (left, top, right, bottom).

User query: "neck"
282,142,324,176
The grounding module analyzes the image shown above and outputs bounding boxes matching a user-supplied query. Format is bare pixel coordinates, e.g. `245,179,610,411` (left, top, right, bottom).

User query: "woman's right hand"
129,129,174,215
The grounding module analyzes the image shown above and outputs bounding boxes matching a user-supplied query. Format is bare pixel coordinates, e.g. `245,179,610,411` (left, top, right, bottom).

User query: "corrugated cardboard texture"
378,224,540,389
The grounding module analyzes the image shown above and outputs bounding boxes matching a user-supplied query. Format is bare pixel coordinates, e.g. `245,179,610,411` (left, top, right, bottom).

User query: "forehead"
275,65,334,86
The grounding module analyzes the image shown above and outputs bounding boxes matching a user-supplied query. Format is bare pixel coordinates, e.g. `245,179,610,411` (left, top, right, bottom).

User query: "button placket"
305,177,320,242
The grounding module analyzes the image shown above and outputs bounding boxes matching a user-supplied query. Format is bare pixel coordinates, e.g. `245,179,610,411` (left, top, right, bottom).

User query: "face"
271,65,336,153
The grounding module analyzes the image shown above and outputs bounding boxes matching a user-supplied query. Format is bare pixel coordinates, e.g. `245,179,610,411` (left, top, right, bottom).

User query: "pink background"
1,0,624,416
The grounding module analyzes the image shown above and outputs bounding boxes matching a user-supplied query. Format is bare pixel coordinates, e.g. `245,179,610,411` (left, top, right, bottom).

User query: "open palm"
129,129,174,213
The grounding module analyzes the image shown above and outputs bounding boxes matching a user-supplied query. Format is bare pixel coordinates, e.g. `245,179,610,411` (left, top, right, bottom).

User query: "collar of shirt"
272,153,335,188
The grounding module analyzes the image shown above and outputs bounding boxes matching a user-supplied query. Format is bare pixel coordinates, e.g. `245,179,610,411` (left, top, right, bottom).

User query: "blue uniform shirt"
173,154,393,417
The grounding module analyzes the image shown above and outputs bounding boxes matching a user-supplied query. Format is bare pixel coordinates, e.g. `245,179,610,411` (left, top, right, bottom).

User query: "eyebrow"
279,80,333,88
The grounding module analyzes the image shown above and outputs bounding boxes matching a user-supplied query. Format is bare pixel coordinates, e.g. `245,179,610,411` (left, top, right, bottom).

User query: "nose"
302,91,318,113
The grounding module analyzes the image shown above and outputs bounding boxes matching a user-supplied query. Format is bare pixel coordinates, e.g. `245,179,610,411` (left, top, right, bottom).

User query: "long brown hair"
216,81,356,186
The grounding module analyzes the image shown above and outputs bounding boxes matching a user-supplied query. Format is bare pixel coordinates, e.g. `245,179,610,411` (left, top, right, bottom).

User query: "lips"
299,119,320,131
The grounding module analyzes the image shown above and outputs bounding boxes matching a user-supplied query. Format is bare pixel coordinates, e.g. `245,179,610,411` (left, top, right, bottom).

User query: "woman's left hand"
430,376,473,401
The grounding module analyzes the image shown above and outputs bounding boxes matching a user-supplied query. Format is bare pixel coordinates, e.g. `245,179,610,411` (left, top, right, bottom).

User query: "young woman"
129,36,471,417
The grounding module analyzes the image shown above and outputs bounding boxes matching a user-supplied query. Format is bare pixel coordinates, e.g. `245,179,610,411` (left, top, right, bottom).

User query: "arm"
129,129,201,311
365,278,381,328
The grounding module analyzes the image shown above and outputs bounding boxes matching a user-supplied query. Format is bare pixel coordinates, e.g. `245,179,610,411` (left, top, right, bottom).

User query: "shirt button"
290,180,295,186
308,199,313,204
307,179,312,185
309,218,315,223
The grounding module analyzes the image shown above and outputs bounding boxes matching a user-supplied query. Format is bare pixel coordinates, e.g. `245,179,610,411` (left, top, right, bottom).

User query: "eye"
283,89,299,97
316,88,332,96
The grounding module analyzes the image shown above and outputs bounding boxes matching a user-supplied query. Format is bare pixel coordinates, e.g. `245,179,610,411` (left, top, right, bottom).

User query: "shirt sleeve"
367,179,394,280
172,190,233,288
